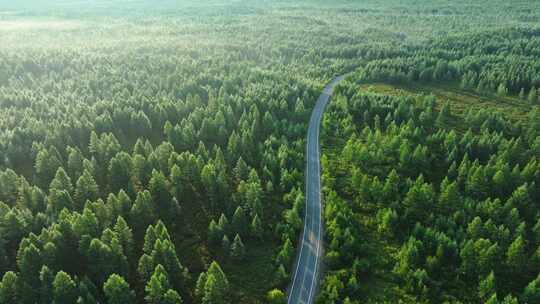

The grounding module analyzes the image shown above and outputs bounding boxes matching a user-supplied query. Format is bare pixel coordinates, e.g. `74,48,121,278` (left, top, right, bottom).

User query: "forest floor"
174,200,280,303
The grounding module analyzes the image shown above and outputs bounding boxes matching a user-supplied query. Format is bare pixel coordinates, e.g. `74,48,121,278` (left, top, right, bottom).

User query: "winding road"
288,75,345,304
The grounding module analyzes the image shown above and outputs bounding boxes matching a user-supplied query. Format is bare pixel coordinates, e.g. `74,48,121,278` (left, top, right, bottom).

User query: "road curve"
288,75,345,304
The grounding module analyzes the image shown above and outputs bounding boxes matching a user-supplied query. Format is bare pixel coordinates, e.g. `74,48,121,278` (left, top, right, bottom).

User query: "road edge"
287,75,346,304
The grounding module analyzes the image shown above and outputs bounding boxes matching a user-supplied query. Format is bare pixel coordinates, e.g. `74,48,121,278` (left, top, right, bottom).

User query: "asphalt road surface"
288,75,345,304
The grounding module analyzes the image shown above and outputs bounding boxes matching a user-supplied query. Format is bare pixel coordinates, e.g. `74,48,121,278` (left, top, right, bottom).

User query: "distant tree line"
354,27,540,103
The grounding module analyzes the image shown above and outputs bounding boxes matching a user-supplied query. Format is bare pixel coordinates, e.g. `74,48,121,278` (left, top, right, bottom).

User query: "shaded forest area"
0,0,539,303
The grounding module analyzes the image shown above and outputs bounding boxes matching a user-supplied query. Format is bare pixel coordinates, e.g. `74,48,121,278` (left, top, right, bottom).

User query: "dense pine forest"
0,1,539,303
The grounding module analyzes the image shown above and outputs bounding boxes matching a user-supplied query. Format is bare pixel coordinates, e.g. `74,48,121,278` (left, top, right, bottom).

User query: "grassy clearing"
359,82,533,122
223,239,280,303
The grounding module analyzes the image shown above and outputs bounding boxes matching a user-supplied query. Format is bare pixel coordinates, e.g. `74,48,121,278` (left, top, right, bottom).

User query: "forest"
0,0,539,303
318,3,540,304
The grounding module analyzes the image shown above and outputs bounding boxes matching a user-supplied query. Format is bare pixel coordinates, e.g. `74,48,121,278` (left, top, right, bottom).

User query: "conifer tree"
529,87,538,104
149,170,179,225
267,289,286,304
74,169,99,210
52,271,78,304
231,234,245,260
519,88,526,100
199,261,230,304
145,265,170,304
221,235,230,255
39,266,54,304
478,271,496,301
49,167,73,194
208,220,223,246
232,206,247,236
0,271,19,303
251,214,263,239
103,274,135,304
497,83,507,96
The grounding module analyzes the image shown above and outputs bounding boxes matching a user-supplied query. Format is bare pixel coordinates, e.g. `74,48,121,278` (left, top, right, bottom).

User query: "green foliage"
321,76,539,302
197,261,230,304
251,214,263,240
523,273,540,303
145,265,173,304
103,274,135,304
479,272,497,301
52,271,78,304
276,238,294,268
0,271,19,303
1,0,539,303
148,170,179,226
162,289,183,304
74,169,99,210
266,288,286,304
231,234,246,260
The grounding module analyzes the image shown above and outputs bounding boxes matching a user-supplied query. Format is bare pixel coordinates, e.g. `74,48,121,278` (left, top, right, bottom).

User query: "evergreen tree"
501,295,519,304
149,170,179,225
67,147,84,180
478,271,496,301
195,271,207,301
35,147,62,189
275,264,288,285
519,88,526,100
208,220,223,246
200,261,229,304
103,274,135,304
506,236,527,273
39,266,54,304
218,214,229,235
251,214,263,239
17,242,42,292
52,271,78,304
150,239,188,293
233,157,249,182
113,216,134,261
108,152,134,195
436,103,451,127
231,234,246,260
48,189,74,214
232,206,247,236
74,169,99,210
145,264,171,304
133,154,152,187
529,87,538,104
267,289,286,304
49,167,73,194
497,83,508,96
0,271,19,303
163,289,183,304
485,294,498,304
130,190,155,237
221,235,230,255
138,254,155,283
276,238,294,266
523,273,540,304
